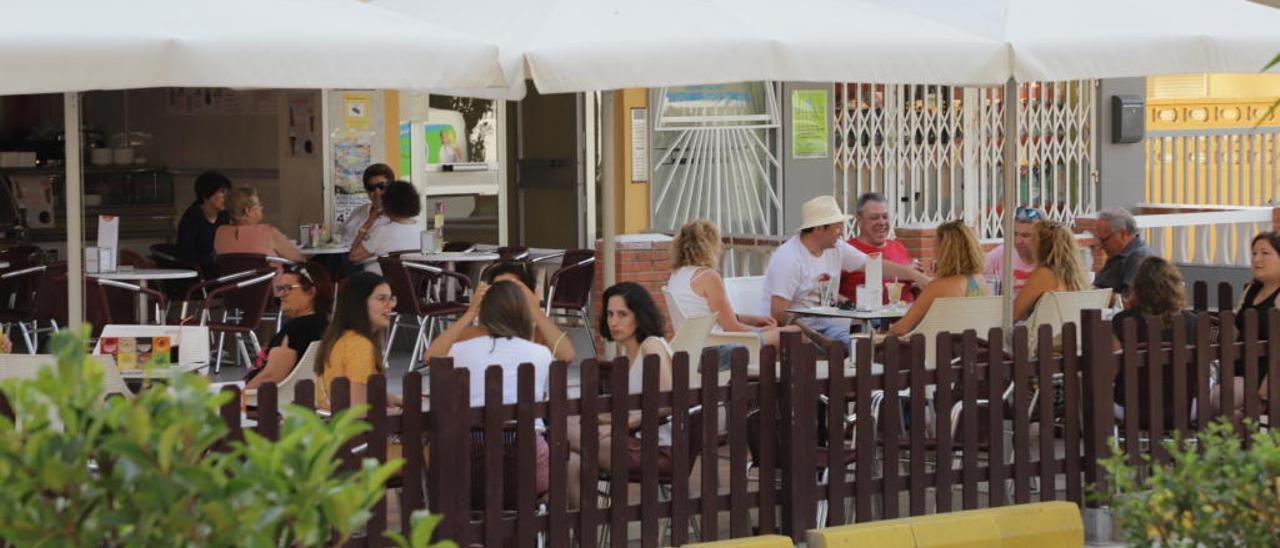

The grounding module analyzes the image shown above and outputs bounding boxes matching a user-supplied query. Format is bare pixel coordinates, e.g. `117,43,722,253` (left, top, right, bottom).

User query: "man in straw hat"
763,195,931,352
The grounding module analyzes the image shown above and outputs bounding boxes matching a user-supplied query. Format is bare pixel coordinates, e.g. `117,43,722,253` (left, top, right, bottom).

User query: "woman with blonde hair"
213,187,304,264
1013,219,1088,321
666,219,796,349
887,220,988,336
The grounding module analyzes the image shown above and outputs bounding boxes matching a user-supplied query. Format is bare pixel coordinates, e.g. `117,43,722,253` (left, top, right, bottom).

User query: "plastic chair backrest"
724,276,767,318
909,296,1004,369
669,314,716,362
277,341,319,403
661,286,688,330
216,253,269,277
1024,289,1112,352
550,249,596,309
378,255,426,316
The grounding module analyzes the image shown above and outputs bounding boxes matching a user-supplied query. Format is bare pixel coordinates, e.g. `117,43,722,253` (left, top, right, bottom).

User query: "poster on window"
333,133,374,194
425,122,466,164
791,89,829,160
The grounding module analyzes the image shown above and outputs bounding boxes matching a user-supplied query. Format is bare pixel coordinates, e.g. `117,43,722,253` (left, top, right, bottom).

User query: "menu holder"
99,336,174,371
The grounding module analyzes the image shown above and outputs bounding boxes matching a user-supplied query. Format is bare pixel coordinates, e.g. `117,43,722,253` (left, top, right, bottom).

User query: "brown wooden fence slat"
757,345,779,534
330,378,354,473
908,335,928,517
483,367,504,548
367,374,389,546
1012,327,1032,505
1121,318,1141,468
699,348,721,542
795,342,818,535
986,328,1007,508
1270,311,1280,432
256,382,279,441
933,333,955,513
779,334,799,537
960,330,979,510
639,354,661,548
1219,312,1238,430
609,356,629,547
1242,310,1261,426
1081,310,1112,500
854,335,876,523
400,372,425,539
729,347,751,536
825,341,848,526
1194,313,1214,427
1061,323,1083,505
426,358,451,531
577,360,601,548
881,336,902,519
669,352,691,547
1170,317,1190,441
516,364,537,548
1144,315,1166,465
219,385,241,453
1217,282,1234,315
452,369,473,546
293,378,315,409
546,362,569,548
1035,325,1055,502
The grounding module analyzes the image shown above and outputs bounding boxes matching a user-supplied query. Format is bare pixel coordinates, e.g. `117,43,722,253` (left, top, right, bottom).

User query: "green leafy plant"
1097,419,1280,547
385,511,457,548
0,328,445,546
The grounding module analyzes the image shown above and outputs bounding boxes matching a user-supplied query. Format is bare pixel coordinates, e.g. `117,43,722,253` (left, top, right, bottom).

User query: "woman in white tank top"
669,219,800,349
565,282,674,509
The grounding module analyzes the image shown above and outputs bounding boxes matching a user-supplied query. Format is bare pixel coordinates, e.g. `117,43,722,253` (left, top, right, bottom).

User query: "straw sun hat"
796,195,851,231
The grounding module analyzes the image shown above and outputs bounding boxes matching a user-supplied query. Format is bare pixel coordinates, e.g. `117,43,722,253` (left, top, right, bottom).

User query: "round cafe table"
88,268,198,324
300,245,350,256
401,252,500,300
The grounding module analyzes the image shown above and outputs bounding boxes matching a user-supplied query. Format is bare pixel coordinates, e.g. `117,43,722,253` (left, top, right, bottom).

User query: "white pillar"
1001,79,1018,332
583,91,598,247
600,90,617,360
64,92,84,330
497,98,510,246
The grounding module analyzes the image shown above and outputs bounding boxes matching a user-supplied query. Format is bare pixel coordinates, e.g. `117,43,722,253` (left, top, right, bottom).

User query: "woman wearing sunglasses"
244,264,332,390
340,163,396,246
348,180,422,275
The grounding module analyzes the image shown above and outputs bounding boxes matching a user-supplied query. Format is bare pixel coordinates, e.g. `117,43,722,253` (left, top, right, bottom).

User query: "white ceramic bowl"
112,147,135,165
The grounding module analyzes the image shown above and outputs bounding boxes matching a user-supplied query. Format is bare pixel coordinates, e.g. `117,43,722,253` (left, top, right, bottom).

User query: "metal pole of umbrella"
1000,78,1017,333
64,92,85,331
600,90,617,360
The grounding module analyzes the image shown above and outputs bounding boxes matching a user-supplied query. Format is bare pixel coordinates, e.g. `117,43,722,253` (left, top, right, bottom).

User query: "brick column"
1272,206,1280,233
896,224,938,274
591,234,674,357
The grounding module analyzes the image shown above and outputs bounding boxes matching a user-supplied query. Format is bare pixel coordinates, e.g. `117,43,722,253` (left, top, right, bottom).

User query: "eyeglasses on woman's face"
371,293,398,305
273,283,304,296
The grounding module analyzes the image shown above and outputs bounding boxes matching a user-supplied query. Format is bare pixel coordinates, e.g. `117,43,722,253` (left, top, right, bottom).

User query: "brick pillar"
1272,206,1280,233
591,234,674,357
896,224,938,274
1072,216,1105,273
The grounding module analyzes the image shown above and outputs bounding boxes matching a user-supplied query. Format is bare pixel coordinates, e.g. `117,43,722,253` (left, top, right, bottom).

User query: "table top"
300,245,350,255
401,252,501,262
88,268,198,281
788,304,909,320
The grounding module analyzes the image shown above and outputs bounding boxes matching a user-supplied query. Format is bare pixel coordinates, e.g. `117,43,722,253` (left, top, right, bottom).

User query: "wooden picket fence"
4,282,1278,547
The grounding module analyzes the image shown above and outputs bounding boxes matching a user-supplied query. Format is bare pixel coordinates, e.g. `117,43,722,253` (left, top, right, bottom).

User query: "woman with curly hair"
667,219,797,349
887,219,989,336
1109,256,1199,418
1013,219,1088,321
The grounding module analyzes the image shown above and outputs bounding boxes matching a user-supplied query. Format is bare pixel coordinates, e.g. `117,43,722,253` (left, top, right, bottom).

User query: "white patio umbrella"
865,0,1280,328
372,0,1010,98
1,0,508,329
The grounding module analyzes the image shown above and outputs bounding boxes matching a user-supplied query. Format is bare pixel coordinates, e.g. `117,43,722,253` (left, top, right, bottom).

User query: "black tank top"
1236,282,1280,337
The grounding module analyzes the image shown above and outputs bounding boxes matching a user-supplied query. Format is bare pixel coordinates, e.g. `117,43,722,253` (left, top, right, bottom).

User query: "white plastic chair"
723,276,767,318
905,296,1004,369
1020,289,1113,354
0,354,129,400
243,341,319,407
662,286,761,368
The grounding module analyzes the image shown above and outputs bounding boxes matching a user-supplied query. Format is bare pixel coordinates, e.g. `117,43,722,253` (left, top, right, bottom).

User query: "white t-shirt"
360,220,422,275
449,336,553,408
340,203,391,246
763,236,867,330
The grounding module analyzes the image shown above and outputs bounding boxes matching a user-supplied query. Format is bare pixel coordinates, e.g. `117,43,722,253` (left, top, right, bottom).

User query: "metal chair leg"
382,315,401,370
215,331,227,374
19,321,35,354
409,316,428,372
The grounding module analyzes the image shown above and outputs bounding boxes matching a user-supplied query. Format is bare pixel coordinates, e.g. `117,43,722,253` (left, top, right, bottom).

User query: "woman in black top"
245,264,333,389
1229,231,1280,406
176,171,231,278
1110,256,1199,422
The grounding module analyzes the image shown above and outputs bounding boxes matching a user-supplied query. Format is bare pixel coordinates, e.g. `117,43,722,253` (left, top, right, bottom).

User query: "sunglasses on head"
285,264,315,286
364,182,387,193
1015,207,1045,222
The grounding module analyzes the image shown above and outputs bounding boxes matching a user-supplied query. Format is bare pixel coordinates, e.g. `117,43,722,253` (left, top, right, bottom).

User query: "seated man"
764,196,931,352
1091,207,1153,296
838,192,921,305
984,207,1042,293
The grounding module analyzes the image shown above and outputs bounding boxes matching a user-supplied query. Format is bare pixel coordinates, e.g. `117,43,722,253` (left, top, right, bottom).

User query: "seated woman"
1221,231,1280,411
423,280,553,508
313,271,401,410
1012,219,1088,322
176,171,231,278
1110,256,1199,421
886,220,988,336
214,187,304,265
244,263,332,390
349,180,422,275
668,219,798,350
566,282,673,509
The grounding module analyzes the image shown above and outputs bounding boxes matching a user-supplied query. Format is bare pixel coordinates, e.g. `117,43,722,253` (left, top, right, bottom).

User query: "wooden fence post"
1080,309,1113,501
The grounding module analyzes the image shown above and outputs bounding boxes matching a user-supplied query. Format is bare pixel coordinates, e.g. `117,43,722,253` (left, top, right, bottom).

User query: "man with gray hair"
1090,207,1153,295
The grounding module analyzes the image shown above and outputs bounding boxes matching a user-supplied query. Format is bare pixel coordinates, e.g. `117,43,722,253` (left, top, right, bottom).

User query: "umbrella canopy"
0,0,507,95
372,0,1009,97
871,0,1280,82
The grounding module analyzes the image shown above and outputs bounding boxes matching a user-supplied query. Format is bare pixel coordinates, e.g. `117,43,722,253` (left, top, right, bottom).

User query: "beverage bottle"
433,201,445,252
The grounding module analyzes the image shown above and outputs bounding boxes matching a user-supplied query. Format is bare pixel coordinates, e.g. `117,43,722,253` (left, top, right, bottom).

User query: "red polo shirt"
838,237,916,305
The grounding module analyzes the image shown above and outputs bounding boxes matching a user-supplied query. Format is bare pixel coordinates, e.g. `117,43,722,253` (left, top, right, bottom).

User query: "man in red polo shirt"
838,192,921,305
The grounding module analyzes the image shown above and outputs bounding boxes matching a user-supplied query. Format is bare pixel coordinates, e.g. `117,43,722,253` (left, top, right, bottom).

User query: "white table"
400,252,500,263
89,268,198,324
300,245,350,256
94,324,211,379
788,303,909,332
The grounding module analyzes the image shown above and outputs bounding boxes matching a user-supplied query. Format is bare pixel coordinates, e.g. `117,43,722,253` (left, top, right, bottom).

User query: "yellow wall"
383,90,400,168
612,88,650,235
